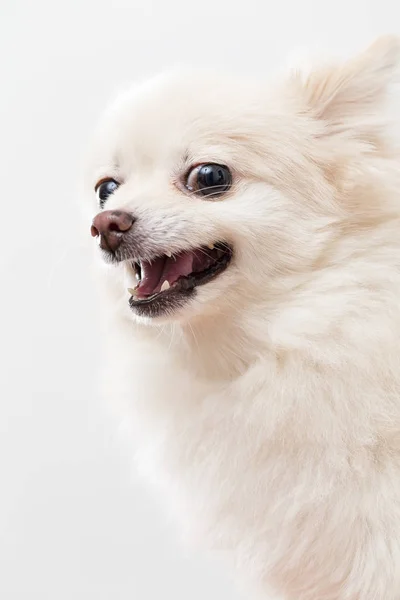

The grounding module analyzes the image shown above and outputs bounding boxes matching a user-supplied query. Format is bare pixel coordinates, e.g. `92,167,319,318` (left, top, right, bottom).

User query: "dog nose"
91,210,135,253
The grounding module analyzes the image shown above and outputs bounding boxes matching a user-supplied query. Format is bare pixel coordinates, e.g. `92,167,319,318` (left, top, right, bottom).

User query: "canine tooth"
127,287,138,296
165,251,172,258
208,243,215,250
160,280,170,292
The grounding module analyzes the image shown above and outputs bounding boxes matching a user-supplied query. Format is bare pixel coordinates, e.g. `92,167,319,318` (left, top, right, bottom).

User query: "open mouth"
128,242,232,316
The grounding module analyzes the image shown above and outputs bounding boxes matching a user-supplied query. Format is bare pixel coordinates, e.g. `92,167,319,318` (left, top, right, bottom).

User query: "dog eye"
185,164,232,197
95,178,120,207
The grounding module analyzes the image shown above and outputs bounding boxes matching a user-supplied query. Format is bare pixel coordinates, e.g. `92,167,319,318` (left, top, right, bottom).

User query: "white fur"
85,37,400,599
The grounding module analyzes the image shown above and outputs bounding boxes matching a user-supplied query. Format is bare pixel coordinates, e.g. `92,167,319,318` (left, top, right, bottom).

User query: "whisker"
154,323,167,341
167,323,177,351
187,322,200,354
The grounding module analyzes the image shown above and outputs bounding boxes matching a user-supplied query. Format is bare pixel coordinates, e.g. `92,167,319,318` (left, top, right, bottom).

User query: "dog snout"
91,210,135,253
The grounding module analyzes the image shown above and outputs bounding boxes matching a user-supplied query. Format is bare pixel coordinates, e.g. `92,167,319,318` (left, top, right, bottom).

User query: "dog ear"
295,36,400,126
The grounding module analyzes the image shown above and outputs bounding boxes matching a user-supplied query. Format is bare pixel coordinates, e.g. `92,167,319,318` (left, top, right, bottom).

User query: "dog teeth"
160,280,170,292
208,243,215,250
165,251,172,258
127,287,138,296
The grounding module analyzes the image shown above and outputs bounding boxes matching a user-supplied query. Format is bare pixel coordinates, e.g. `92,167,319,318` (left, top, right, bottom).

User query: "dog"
85,36,400,599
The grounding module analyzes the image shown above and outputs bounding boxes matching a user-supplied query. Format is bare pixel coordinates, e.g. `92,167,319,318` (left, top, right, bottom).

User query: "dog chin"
128,285,197,321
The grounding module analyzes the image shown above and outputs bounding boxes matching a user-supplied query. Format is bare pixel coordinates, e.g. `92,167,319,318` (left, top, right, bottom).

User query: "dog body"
86,38,400,599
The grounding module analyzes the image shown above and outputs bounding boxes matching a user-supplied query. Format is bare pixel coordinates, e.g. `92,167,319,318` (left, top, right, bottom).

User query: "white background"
1,1,399,599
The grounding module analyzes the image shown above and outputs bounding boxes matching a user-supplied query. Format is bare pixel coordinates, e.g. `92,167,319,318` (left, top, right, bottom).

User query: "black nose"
91,210,135,253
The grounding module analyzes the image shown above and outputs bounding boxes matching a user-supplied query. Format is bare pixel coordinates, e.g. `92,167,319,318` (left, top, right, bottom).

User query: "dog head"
85,37,400,325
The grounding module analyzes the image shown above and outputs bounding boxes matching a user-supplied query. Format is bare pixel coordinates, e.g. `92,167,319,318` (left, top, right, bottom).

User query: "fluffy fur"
85,37,400,599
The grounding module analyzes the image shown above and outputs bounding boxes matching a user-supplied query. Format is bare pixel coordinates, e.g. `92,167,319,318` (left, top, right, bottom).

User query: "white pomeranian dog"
85,37,400,599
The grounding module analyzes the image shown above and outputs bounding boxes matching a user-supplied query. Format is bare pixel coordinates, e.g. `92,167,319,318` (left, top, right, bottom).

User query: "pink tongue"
162,253,194,285
138,253,195,297
138,256,166,297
